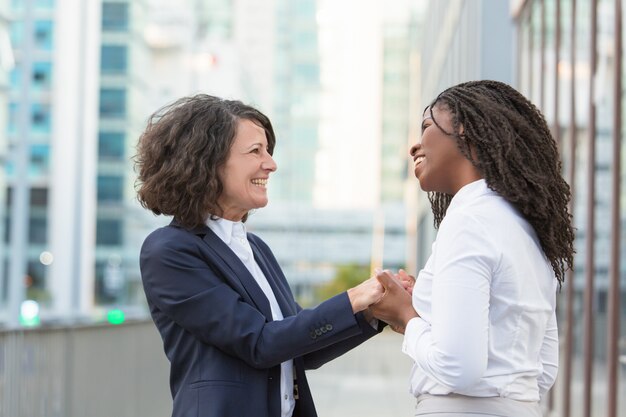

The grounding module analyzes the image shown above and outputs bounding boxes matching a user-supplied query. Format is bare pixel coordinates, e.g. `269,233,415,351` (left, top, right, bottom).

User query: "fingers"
397,269,414,283
396,269,415,295
376,270,405,294
375,270,394,289
347,276,385,313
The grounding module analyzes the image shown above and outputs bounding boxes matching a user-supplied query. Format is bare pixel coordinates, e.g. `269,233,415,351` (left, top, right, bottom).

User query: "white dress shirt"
403,179,558,401
207,217,295,417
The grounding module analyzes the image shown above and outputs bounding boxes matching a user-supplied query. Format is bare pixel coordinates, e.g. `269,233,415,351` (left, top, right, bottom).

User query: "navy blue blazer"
140,220,381,417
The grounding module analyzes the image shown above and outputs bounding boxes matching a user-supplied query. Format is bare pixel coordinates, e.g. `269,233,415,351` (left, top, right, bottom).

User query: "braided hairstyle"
426,80,574,284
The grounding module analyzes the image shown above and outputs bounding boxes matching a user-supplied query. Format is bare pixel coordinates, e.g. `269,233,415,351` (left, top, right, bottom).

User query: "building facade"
514,1,626,416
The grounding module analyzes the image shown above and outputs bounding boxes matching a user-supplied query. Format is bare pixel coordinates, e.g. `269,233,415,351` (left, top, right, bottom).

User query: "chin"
417,181,431,193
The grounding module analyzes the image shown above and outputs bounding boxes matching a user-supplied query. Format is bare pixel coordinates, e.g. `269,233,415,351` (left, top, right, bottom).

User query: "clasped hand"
347,269,418,334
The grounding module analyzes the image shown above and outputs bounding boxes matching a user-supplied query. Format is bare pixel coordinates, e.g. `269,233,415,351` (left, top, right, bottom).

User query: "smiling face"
217,118,277,221
410,105,482,195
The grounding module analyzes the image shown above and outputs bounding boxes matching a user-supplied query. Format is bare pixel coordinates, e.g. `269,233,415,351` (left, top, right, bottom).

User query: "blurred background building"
0,0,419,321
513,1,626,416
0,0,624,416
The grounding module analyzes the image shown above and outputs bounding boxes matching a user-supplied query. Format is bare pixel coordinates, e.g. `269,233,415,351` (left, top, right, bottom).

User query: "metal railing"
0,320,171,417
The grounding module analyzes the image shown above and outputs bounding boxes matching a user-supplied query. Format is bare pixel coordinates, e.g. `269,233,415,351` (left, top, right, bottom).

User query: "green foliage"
316,263,371,301
26,286,51,303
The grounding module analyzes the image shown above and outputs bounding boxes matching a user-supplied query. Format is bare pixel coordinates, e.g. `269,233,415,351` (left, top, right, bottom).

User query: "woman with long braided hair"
371,80,574,417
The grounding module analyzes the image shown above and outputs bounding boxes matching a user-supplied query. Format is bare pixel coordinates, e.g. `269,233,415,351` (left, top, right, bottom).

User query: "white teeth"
252,179,268,186
414,156,425,165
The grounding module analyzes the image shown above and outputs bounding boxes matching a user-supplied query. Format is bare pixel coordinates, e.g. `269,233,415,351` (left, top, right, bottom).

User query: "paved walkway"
307,329,415,417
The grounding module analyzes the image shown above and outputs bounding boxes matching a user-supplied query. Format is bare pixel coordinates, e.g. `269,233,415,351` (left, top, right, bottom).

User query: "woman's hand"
347,276,384,313
370,270,418,334
395,269,416,295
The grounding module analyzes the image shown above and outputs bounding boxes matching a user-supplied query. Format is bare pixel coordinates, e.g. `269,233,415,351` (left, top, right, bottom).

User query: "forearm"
403,282,489,390
302,310,381,370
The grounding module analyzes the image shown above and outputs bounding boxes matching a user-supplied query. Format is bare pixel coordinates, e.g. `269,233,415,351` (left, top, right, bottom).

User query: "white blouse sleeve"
537,310,558,396
402,214,497,391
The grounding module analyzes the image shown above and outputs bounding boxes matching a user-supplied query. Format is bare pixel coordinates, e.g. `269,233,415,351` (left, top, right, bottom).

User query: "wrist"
362,307,374,323
401,309,419,328
347,288,363,313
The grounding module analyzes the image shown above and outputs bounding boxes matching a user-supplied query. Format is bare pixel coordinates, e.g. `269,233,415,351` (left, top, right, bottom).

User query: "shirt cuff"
402,316,430,361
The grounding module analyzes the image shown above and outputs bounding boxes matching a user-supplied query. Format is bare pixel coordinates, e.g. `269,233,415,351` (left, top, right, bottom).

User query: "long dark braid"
427,80,574,284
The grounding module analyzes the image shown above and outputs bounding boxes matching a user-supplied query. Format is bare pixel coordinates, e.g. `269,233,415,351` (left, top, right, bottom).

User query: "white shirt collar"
446,179,496,215
205,216,246,245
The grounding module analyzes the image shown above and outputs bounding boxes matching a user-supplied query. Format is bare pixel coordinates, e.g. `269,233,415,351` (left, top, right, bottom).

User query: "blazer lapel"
248,238,297,317
192,224,273,320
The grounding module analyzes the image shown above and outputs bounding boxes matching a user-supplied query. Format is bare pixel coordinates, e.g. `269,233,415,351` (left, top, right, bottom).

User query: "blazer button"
325,324,333,331
310,331,317,339
315,329,322,336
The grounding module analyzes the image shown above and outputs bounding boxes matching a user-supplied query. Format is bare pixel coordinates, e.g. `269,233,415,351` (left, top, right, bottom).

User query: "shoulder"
437,196,504,259
141,225,202,256
444,192,514,230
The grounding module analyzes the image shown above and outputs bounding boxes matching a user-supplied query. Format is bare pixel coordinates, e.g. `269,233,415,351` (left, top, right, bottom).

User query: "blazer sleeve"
140,228,370,370
247,232,383,370
300,311,382,370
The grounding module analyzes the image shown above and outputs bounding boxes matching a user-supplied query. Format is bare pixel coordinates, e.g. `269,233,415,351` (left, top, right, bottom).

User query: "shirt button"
284,394,288,400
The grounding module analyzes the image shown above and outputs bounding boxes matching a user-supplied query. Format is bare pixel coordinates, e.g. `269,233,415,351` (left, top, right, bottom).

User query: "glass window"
31,103,51,133
34,20,53,51
102,3,128,32
98,132,125,160
30,188,48,206
35,0,55,9
28,216,47,244
5,187,48,207
97,175,124,203
26,260,49,304
30,144,50,172
100,45,127,74
96,219,122,245
11,0,54,10
99,88,126,119
32,62,52,89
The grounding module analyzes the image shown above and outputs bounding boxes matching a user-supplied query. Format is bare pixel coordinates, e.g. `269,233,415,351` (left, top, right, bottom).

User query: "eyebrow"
241,141,265,151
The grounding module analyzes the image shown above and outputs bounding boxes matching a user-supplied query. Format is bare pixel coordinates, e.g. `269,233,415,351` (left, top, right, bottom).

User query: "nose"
409,142,421,157
263,154,277,172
